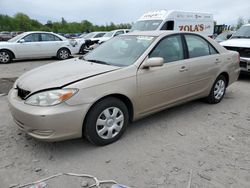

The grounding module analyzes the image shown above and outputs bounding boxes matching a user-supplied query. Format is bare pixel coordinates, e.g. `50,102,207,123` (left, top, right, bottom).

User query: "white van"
131,10,214,36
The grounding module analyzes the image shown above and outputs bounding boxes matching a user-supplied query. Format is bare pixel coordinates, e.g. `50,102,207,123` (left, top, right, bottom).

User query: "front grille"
17,86,31,100
240,61,247,68
224,46,250,58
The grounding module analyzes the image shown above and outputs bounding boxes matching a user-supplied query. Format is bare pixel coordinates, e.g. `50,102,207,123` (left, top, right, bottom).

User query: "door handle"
214,58,221,64
179,66,188,72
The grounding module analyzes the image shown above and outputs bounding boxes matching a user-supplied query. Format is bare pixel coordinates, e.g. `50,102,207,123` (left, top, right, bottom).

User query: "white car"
220,24,250,73
98,29,130,44
75,32,107,53
0,31,79,64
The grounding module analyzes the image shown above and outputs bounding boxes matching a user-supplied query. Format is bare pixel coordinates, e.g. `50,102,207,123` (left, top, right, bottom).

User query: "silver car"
8,31,240,145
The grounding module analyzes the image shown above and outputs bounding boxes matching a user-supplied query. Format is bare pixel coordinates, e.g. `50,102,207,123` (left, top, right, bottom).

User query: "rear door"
137,34,189,114
183,34,221,97
40,33,63,56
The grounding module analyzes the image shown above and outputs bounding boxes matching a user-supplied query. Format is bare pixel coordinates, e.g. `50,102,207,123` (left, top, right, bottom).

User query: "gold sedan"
8,31,240,145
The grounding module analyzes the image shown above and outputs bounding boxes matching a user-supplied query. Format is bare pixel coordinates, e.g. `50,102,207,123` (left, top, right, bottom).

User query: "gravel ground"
0,59,250,188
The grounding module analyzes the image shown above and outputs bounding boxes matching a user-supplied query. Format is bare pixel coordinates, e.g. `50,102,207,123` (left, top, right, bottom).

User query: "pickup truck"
220,24,250,73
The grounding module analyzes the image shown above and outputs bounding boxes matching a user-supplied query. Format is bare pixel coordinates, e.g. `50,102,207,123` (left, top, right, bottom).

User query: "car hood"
16,58,120,92
0,42,12,46
220,38,250,48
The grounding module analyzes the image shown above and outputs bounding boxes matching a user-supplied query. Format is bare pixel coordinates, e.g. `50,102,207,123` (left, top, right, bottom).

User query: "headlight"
25,89,78,106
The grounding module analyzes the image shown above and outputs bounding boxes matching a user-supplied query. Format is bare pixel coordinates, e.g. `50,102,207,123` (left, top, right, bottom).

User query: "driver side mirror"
142,57,164,69
18,39,25,43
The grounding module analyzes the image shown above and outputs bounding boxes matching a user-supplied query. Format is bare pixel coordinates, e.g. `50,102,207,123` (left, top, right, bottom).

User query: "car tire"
205,75,227,104
0,50,13,64
57,48,70,60
80,44,86,54
84,97,129,146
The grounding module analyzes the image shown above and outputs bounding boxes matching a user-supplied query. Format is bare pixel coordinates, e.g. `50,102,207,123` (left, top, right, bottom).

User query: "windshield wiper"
85,59,110,65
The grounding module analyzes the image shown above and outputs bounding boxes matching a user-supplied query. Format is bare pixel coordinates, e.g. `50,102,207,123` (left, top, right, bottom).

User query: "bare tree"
236,17,245,29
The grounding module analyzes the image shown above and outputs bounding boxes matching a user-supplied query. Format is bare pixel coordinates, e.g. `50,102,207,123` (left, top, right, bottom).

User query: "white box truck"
131,10,214,36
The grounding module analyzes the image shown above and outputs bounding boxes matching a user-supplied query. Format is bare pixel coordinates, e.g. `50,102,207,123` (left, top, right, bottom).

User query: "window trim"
40,33,62,42
148,33,186,64
20,33,41,43
183,33,219,59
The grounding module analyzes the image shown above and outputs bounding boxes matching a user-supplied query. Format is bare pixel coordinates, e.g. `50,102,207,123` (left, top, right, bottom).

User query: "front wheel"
57,48,70,60
205,75,227,104
84,97,129,146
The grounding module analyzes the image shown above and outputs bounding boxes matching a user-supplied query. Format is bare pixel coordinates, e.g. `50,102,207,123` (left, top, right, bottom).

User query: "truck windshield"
131,20,163,32
232,25,250,38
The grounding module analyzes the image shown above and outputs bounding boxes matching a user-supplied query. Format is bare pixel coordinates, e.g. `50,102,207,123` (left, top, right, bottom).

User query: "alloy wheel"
0,51,10,63
214,79,225,100
96,107,124,139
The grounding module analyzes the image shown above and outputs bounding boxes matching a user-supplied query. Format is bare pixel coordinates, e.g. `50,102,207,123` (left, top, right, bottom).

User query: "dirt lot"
0,59,250,188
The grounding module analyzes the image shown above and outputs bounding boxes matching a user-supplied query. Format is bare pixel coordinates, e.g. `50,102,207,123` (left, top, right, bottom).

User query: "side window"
149,35,184,63
95,33,105,38
41,34,61,41
22,34,40,42
114,31,124,36
161,21,174,30
185,35,217,58
209,45,218,55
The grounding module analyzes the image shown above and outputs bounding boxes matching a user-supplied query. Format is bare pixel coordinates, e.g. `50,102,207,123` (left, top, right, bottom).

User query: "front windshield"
8,33,26,42
103,31,114,37
216,32,229,40
232,25,250,38
83,35,155,67
130,20,163,32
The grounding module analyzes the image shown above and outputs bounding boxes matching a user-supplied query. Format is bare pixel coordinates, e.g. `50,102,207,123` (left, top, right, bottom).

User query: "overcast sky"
0,0,249,25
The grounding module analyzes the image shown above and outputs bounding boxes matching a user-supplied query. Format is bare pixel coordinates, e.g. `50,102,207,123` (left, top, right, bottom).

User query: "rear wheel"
205,75,227,104
84,97,129,146
0,50,12,64
57,48,70,60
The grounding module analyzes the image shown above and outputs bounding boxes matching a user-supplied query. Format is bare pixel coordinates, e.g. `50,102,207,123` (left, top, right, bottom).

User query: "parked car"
8,31,240,145
0,31,12,41
220,24,250,73
98,29,130,44
75,32,107,53
0,31,79,63
10,31,23,38
215,31,234,43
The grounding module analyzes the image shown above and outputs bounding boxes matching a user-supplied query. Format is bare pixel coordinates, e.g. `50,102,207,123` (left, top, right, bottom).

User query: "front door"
137,34,190,115
15,33,42,58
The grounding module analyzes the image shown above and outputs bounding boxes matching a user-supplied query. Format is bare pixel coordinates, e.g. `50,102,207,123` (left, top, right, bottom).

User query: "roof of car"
24,31,57,35
125,30,177,37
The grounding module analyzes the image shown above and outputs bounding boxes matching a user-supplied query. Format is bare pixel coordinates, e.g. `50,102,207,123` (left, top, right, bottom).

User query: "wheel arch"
57,47,71,55
0,48,15,59
219,72,229,87
82,93,134,135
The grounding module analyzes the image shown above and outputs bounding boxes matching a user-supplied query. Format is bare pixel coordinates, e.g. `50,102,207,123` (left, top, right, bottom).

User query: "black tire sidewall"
84,97,129,146
207,75,227,104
